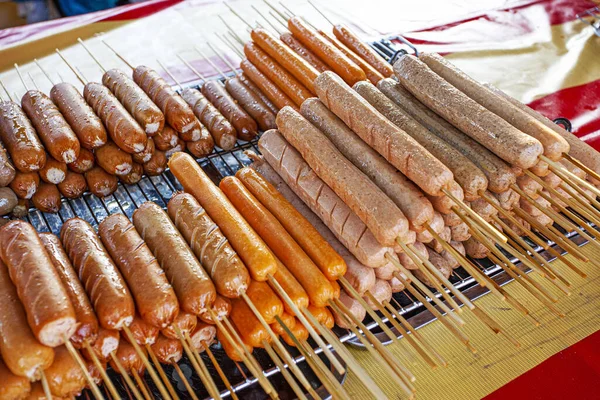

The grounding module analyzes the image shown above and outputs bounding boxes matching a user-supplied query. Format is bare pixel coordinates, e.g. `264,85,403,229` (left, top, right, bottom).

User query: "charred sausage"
0,101,46,172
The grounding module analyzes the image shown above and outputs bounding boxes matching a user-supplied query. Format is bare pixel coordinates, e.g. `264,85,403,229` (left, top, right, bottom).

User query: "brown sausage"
99,213,179,329
0,140,16,186
84,82,148,154
229,297,271,348
81,328,119,363
167,192,250,298
517,174,542,200
61,218,135,330
276,106,409,246
240,60,296,111
9,170,39,199
133,66,200,136
109,338,145,375
239,73,279,114
122,314,160,346
394,55,543,169
102,69,165,136
132,137,155,164
0,101,46,172
217,326,252,362
202,79,258,141
189,322,217,351
0,220,76,346
44,346,87,398
151,334,183,364
280,317,309,347
27,383,67,400
21,90,80,164
420,53,569,161
450,222,471,242
165,138,185,159
225,77,277,132
315,71,453,196
0,187,17,216
492,189,520,211
471,194,499,222
39,232,99,348
0,258,54,380
332,24,394,77
198,295,232,325
143,149,167,176
85,166,118,198
39,156,67,184
280,32,329,73
161,312,197,340
378,78,517,194
186,134,215,159
258,129,394,268
31,182,61,213
363,279,392,309
300,97,434,232
95,141,133,176
119,162,143,185
0,358,30,399
50,82,107,149
333,290,366,329
464,237,489,259
442,210,462,227
288,16,366,85
153,124,179,151
132,201,216,315
58,171,87,198
68,148,94,173
181,88,237,150
426,180,465,215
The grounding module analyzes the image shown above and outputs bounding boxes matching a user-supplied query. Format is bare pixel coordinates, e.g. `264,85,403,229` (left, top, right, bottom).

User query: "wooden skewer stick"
84,342,121,400
172,362,199,400
122,326,172,400
111,352,144,400
27,72,40,91
202,340,239,400
34,59,55,85
225,3,253,30
40,371,53,400
217,32,244,59
218,15,245,45
63,335,105,400
177,54,208,83
263,0,288,22
542,154,600,198
210,41,241,77
14,63,30,92
307,0,335,25
261,340,308,400
562,153,600,184
145,344,180,400
278,1,295,19
195,45,230,82
156,59,184,91
55,48,88,85
0,79,12,101
183,332,222,399
102,40,135,70
252,5,283,34
131,370,153,400
558,180,600,223
78,38,108,73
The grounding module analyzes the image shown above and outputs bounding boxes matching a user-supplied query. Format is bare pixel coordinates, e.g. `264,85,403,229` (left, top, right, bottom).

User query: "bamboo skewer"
145,344,180,400
102,40,136,69
262,340,310,400
184,332,223,399
78,38,109,73
63,336,105,400
111,352,144,400
84,342,122,400
543,155,600,199
40,371,53,400
172,363,199,400
131,370,152,400
202,340,239,400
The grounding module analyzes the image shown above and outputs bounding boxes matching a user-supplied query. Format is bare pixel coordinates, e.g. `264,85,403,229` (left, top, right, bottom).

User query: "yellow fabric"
344,244,600,399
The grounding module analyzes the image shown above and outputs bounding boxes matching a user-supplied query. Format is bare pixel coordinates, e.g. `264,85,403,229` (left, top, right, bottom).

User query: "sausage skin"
0,101,46,172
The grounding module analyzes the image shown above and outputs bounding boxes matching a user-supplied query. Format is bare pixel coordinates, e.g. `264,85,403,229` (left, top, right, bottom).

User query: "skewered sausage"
39,156,67,184
50,82,107,149
95,141,133,176
40,233,99,348
185,135,214,159
217,326,252,362
315,71,453,196
132,201,216,315
307,305,334,329
57,171,86,198
44,346,87,397
189,322,217,351
151,334,183,364
99,213,179,329
109,338,144,375
229,298,271,348
363,279,392,310
85,166,118,198
0,140,15,186
168,152,277,281
225,77,276,132
81,328,119,363
271,258,310,315
142,149,167,176
394,55,543,169
240,60,296,111
132,137,155,164
280,317,309,347
270,312,296,336
103,68,165,136
198,295,232,325
332,24,393,77
239,73,279,114
240,279,283,325
280,32,329,73
21,90,80,164
162,312,197,340
0,186,18,215
0,101,46,172
122,315,159,346
0,220,76,346
0,258,54,379
333,290,366,329
153,124,179,151
167,192,250,298
84,82,147,154
68,148,94,173
61,218,135,330
426,180,465,215
0,358,30,400
464,237,489,259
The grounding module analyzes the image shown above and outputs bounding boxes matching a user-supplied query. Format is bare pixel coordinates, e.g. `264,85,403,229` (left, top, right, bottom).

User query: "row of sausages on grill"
0,53,283,216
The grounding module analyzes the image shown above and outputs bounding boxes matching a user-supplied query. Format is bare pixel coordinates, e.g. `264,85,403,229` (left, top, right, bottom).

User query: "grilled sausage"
84,82,147,154
95,141,133,176
492,189,520,211
167,192,250,298
426,180,465,215
153,124,179,151
394,55,543,169
31,182,61,213
363,279,392,309
244,42,312,107
133,66,200,136
118,162,142,185
202,80,258,141
258,130,394,268
221,175,335,307
277,106,409,246
225,77,276,132
198,295,232,325
44,346,87,397
122,314,159,346
151,334,183,364
420,53,569,161
0,358,30,400
85,166,118,198
271,258,310,315
517,174,542,200
85,359,105,387
103,68,165,136
217,325,252,362
230,298,271,348
99,213,179,329
270,312,296,336
374,262,395,280
450,222,471,242
165,138,185,159
332,24,393,77
345,258,377,295
300,97,434,232
8,169,42,199
81,328,119,363
57,171,87,198
185,134,214,159
280,317,309,347
315,71,453,196
378,78,517,194
236,166,346,280
0,220,76,346
142,149,167,176
132,137,155,164
162,312,197,340
68,148,94,173
10,198,28,218
389,276,405,293
240,60,296,111
132,201,216,315
307,305,334,329
0,187,18,215
415,211,444,244
39,233,99,348
0,101,46,172
464,237,489,259
288,16,366,85
168,152,278,281
50,82,107,149
333,290,366,329
280,32,329,73
21,90,80,164
239,73,279,114
181,88,237,150
61,218,135,330
0,258,54,379
189,322,217,351
398,239,429,270
39,156,67,184
0,140,16,187
109,338,145,375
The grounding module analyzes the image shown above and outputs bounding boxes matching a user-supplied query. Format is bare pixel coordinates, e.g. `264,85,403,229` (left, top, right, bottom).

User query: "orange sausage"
307,305,334,329
81,327,119,363
44,346,87,398
236,167,346,281
189,322,217,351
220,176,334,307
122,314,159,346
270,312,296,336
198,295,232,325
280,32,329,73
0,358,30,399
272,258,309,316
229,297,271,348
162,311,197,340
168,152,277,281
217,326,252,362
240,60,296,111
109,337,145,375
244,280,284,324
332,24,393,77
280,318,309,347
151,334,183,364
